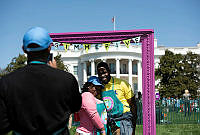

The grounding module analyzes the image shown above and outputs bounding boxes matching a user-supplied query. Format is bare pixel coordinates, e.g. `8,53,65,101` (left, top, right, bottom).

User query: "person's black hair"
97,61,110,72
81,82,93,93
25,44,50,64
138,92,142,100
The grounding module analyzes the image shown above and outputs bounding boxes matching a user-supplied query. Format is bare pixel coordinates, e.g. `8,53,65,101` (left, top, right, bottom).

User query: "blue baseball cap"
23,27,53,52
88,76,104,88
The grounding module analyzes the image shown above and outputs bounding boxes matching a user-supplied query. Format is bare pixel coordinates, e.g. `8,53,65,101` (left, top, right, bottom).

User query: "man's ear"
22,45,28,54
47,45,51,53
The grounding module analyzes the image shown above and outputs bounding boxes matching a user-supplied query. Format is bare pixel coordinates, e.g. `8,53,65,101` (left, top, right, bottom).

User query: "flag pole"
114,16,116,31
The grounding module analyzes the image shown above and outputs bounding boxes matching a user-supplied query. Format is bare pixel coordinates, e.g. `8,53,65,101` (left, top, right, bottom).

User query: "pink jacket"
77,92,104,134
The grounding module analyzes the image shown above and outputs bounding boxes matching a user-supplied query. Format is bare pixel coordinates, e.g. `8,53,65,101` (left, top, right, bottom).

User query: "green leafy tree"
54,53,68,71
155,50,184,98
181,52,200,98
0,53,68,77
156,50,200,98
5,54,27,73
0,68,8,77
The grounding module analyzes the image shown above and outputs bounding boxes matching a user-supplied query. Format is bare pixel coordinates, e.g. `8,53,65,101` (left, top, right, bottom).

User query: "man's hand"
127,96,137,135
100,127,106,135
127,96,137,118
48,58,57,68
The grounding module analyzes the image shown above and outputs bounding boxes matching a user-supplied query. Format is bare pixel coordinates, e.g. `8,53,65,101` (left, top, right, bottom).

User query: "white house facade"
51,39,200,96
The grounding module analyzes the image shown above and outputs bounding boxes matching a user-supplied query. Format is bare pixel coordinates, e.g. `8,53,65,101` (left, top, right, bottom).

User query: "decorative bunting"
83,44,91,53
53,42,61,49
63,43,71,52
123,39,131,48
52,37,142,51
74,44,81,50
113,41,120,47
132,36,141,43
103,43,111,51
95,44,99,49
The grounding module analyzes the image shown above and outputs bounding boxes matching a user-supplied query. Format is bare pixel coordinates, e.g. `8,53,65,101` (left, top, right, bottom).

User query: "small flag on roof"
112,16,115,23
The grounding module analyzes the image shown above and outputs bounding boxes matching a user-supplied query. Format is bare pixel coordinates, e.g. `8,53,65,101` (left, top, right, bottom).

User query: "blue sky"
0,0,199,68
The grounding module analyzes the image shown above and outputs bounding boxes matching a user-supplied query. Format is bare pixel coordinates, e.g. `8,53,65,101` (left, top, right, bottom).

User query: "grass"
136,124,200,135
5,124,200,135
68,124,200,135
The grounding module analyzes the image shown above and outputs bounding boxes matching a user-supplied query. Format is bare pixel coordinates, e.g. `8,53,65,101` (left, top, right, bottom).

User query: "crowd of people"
160,96,199,114
0,27,137,135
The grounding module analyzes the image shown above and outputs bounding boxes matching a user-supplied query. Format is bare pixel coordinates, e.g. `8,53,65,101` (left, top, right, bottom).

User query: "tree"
155,50,200,98
0,68,8,77
5,54,27,73
155,50,184,98
0,53,68,77
54,53,68,71
181,52,200,98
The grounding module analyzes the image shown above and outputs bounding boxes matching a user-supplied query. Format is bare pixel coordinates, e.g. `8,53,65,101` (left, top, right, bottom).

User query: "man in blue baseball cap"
23,27,53,52
0,27,82,135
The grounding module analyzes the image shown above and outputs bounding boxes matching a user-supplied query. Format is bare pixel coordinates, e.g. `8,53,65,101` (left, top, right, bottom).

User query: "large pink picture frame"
50,29,156,135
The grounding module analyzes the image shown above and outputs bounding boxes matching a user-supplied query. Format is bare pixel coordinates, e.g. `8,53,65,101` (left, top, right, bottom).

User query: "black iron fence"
136,98,200,125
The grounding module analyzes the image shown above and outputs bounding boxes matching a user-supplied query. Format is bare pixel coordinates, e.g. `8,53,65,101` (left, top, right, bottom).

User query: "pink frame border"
50,29,156,135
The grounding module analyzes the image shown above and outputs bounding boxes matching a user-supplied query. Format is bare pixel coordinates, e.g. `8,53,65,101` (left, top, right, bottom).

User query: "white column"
91,59,95,76
138,61,142,94
128,59,133,89
83,62,87,83
116,58,120,78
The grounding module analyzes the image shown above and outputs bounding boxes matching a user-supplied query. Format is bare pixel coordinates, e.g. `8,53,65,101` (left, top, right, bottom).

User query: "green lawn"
5,124,200,135
136,124,200,135
69,124,200,135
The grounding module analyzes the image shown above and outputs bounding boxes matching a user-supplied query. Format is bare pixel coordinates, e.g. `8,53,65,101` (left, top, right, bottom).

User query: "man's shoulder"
49,67,70,75
49,67,76,80
113,77,128,84
2,65,74,80
112,77,124,81
1,65,28,79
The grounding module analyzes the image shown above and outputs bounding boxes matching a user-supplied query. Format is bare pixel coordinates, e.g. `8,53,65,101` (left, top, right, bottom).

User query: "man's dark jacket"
0,63,82,134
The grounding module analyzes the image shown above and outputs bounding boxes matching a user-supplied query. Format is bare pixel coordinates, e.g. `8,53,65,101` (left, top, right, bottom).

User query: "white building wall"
51,41,200,95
